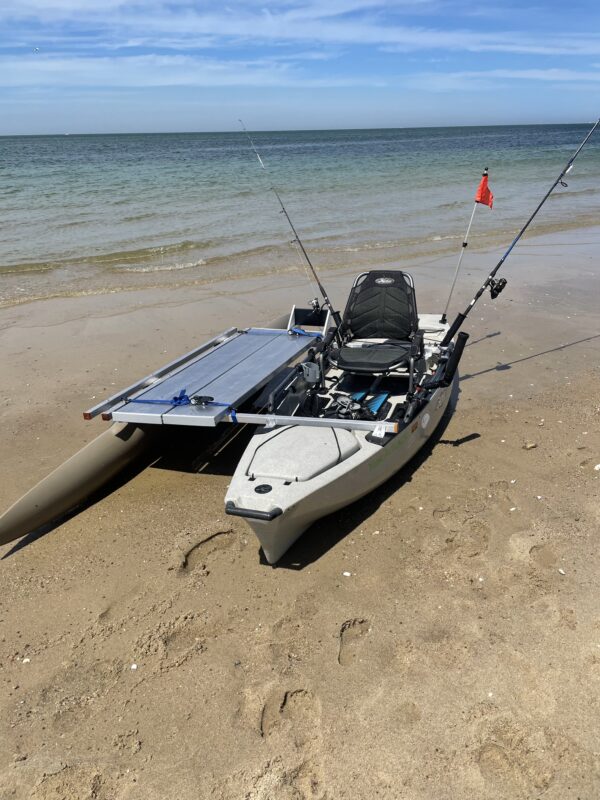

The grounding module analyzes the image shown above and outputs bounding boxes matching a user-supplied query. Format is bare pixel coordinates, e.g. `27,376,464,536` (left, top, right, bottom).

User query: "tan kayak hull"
0,423,153,547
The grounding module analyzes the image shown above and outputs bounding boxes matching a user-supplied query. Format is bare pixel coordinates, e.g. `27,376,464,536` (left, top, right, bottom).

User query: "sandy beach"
1,227,599,799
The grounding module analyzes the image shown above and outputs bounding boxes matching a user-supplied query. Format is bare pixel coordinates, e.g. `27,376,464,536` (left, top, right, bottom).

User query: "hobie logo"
375,277,394,285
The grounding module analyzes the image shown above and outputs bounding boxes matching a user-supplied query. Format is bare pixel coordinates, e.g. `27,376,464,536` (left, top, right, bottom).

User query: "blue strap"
201,399,238,424
126,389,238,422
289,327,322,339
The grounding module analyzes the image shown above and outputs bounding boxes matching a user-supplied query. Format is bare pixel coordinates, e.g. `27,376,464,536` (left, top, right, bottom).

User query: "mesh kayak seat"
329,271,421,375
333,341,412,373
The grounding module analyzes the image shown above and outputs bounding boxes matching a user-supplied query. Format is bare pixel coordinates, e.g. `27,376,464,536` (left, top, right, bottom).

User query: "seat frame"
329,270,423,393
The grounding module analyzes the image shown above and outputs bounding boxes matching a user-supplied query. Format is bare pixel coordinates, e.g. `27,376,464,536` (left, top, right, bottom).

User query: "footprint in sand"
26,659,123,736
162,618,206,663
476,720,555,797
529,543,557,568
258,688,325,798
134,612,206,672
338,618,370,666
443,517,490,559
260,688,321,749
438,480,536,562
559,607,578,630
220,756,327,800
478,742,519,793
30,766,119,800
397,700,422,725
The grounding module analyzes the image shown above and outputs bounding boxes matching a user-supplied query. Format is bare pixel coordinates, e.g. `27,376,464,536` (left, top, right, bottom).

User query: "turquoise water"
1,124,599,306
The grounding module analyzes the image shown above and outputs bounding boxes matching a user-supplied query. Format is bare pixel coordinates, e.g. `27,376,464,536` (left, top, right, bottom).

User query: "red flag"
475,169,494,208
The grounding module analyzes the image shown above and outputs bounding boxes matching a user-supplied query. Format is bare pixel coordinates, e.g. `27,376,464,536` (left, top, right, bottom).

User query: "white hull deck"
225,314,454,563
225,381,453,564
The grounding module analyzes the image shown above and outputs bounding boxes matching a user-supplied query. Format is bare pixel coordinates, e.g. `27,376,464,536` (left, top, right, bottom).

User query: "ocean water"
1,124,599,307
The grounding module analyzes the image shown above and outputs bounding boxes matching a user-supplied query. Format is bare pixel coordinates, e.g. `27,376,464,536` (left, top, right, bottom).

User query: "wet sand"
0,228,599,799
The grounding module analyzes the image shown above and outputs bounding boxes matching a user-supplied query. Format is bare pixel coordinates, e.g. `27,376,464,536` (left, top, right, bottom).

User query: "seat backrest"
342,270,418,340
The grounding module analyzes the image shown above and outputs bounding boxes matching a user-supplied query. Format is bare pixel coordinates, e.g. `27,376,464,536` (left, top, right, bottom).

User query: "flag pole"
440,167,492,324
440,119,600,348
440,201,478,324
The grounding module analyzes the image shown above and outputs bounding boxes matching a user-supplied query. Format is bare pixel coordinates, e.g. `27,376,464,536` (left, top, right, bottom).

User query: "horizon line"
0,120,594,138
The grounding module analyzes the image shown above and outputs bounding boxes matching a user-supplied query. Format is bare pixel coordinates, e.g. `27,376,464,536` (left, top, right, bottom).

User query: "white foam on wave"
120,259,206,273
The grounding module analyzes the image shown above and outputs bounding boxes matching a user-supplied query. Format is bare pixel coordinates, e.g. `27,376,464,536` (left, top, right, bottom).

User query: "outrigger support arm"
239,120,343,331
441,118,600,348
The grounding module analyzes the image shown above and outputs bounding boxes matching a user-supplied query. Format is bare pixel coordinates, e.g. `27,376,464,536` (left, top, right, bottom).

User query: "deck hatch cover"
247,426,359,482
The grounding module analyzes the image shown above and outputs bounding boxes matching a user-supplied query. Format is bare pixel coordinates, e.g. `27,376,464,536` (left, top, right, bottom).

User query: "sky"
1,0,599,134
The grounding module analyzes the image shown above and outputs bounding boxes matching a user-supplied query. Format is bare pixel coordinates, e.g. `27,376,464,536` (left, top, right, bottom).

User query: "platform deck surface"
110,328,318,426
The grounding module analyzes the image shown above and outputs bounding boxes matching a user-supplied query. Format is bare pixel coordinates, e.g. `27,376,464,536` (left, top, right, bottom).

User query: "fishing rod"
238,120,342,329
440,118,600,348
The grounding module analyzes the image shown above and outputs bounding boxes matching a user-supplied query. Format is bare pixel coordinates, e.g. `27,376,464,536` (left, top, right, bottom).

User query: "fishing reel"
332,394,362,419
489,277,507,300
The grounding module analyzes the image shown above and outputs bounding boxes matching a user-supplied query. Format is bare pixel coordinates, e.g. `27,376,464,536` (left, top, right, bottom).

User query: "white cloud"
2,1,600,57
2,0,600,100
483,68,600,81
0,52,386,88
408,67,600,92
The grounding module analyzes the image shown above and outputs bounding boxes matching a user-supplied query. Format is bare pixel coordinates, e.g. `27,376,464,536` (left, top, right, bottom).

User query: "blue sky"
1,0,599,134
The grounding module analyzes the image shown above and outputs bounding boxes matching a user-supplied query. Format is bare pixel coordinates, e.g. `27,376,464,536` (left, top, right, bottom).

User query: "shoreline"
3,214,600,310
